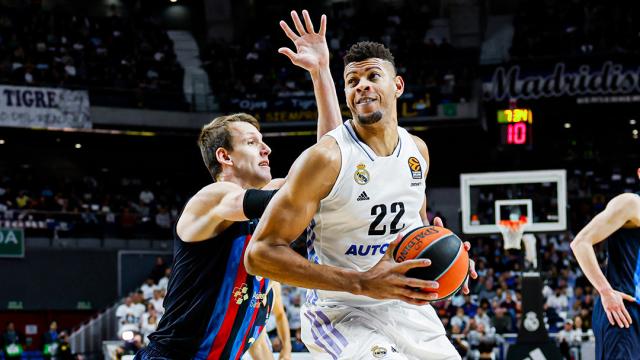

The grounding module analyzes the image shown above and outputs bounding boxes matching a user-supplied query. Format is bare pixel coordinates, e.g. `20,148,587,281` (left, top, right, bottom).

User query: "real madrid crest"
523,311,540,332
354,163,370,185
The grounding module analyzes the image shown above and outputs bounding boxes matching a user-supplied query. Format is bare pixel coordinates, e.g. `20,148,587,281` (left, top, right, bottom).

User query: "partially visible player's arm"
245,138,440,305
310,61,342,140
571,193,640,292
277,10,342,140
245,139,355,290
176,178,283,242
571,193,640,328
247,329,274,360
271,282,291,360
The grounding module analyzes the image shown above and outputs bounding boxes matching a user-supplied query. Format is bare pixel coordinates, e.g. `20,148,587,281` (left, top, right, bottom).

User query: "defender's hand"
461,241,478,295
357,233,440,305
278,10,329,73
600,288,635,328
278,351,292,360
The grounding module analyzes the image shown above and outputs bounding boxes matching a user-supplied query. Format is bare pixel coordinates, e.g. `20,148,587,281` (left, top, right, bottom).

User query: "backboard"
460,170,567,234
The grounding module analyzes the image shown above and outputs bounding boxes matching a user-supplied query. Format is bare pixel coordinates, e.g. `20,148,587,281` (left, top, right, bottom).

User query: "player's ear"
216,147,233,166
394,75,404,98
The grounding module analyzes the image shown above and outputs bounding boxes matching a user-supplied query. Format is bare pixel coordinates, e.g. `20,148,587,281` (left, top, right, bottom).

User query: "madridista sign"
483,60,640,104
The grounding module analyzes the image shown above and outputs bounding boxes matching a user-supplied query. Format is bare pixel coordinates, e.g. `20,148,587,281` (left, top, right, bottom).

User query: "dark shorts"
593,297,640,360
133,344,175,360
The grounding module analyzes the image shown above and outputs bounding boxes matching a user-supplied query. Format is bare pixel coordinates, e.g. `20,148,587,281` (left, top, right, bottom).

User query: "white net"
522,233,538,268
498,220,528,250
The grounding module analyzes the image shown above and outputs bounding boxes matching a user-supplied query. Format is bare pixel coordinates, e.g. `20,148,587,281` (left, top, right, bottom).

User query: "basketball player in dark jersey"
135,11,341,359
571,170,640,360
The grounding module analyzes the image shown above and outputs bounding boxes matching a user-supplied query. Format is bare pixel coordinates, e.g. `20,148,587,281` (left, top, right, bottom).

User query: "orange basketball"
393,226,469,301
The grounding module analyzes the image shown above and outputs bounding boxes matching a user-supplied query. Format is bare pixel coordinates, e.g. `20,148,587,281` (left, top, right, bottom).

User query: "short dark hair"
343,41,395,69
198,113,260,181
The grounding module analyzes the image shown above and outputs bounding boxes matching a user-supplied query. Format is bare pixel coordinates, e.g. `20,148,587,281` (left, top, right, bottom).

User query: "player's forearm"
570,238,611,292
275,313,292,354
247,330,274,360
310,66,342,140
245,241,362,293
215,190,248,222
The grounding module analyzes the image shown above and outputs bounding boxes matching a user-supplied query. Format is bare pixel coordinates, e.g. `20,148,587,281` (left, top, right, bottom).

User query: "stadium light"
631,119,637,125
170,0,178,2
75,143,82,149
564,123,571,129
633,129,638,136
0,139,4,145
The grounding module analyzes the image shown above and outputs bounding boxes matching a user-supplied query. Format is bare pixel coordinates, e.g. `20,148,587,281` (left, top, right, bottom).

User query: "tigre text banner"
0,85,90,129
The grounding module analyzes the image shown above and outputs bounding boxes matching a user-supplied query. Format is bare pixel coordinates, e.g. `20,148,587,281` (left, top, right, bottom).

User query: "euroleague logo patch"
354,163,370,185
408,157,422,179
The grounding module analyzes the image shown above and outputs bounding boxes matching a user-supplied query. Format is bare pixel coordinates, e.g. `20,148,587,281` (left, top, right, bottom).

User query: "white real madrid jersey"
306,120,428,306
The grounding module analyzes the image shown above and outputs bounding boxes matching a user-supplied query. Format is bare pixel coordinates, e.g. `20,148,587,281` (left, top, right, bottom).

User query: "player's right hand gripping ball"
393,226,469,301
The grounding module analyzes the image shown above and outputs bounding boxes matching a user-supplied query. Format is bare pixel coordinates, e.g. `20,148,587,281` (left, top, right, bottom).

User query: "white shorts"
300,301,460,360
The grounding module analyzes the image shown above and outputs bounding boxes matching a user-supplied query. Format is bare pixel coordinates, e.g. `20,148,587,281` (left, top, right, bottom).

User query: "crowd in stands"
0,172,189,240
1,320,75,359
0,4,186,110
510,0,640,59
115,258,170,357
202,2,476,115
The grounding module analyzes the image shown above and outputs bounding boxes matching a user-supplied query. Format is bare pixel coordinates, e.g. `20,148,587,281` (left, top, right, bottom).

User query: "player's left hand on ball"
461,241,478,295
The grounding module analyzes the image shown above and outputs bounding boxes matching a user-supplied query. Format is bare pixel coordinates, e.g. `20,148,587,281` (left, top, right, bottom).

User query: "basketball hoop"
498,217,529,250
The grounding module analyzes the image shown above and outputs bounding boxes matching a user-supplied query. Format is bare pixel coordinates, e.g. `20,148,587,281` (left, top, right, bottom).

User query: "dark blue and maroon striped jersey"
147,220,273,359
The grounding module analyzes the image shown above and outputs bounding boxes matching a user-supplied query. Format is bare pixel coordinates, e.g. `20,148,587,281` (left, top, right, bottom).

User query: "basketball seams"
433,242,463,281
431,248,469,301
392,226,425,259
437,273,469,302
394,227,469,301
412,233,455,263
393,226,453,262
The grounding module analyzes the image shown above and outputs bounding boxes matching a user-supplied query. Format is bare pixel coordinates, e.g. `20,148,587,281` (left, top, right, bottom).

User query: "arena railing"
69,302,118,360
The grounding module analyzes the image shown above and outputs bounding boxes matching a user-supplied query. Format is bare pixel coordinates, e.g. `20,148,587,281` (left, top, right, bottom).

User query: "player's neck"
219,172,262,190
350,116,399,157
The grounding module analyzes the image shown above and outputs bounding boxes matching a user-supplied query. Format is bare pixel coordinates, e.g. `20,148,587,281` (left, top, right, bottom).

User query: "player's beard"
357,110,383,124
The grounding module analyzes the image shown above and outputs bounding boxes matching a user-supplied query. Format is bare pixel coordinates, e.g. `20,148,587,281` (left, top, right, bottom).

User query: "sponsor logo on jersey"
356,191,370,201
250,292,267,308
408,157,422,179
354,163,370,185
345,243,389,256
371,345,388,358
411,182,422,187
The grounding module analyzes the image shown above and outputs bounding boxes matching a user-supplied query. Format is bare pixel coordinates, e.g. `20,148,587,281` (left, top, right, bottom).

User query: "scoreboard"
497,108,532,146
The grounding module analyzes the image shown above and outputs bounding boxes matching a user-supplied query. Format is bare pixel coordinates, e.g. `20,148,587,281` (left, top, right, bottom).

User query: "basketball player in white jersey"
246,37,477,359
